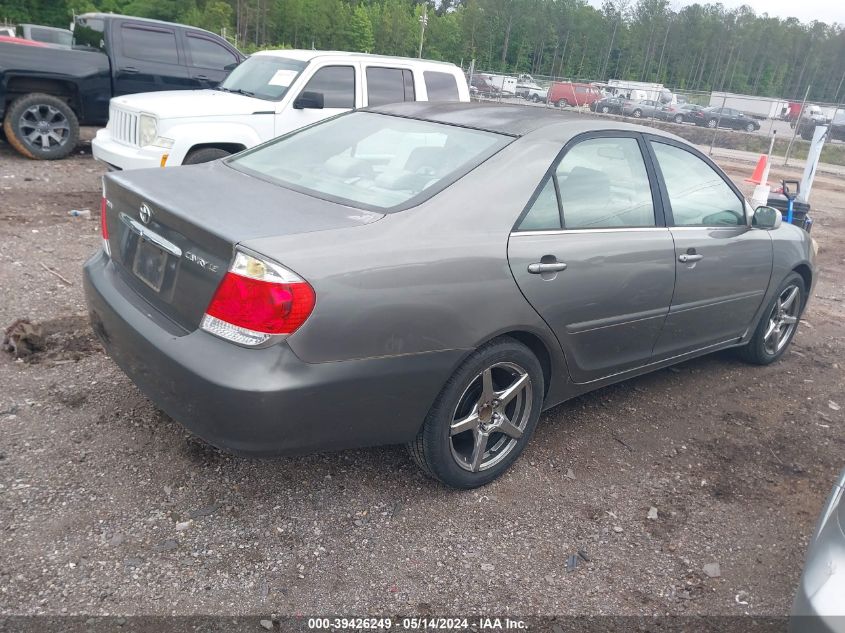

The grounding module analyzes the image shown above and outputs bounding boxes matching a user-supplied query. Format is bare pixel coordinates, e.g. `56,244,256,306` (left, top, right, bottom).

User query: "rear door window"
300,66,355,108
121,25,178,64
366,67,415,107
555,137,656,229
423,71,459,101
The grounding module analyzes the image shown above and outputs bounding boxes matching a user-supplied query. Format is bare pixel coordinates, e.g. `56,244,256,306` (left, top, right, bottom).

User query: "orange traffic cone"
745,154,768,184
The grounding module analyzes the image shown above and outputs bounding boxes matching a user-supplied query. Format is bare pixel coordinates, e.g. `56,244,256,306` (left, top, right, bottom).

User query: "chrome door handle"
528,262,568,274
678,254,703,263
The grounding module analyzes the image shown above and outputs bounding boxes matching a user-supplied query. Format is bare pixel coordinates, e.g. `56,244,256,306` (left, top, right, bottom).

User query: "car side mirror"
293,91,324,110
753,205,783,230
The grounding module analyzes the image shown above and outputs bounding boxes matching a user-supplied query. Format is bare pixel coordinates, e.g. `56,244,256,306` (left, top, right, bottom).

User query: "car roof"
253,49,458,68
76,13,221,38
366,102,686,141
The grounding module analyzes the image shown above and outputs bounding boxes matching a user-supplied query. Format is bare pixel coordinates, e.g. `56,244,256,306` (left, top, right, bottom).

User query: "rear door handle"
528,262,568,274
678,254,704,263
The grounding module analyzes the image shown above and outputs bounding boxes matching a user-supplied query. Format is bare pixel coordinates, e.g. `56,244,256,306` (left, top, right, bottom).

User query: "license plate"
132,238,167,291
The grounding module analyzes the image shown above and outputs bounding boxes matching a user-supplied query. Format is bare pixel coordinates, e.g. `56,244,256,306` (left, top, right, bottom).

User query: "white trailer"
485,74,518,95
709,92,788,120
605,79,672,103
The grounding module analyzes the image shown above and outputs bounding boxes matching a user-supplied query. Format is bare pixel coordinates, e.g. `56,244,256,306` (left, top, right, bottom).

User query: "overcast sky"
586,0,845,25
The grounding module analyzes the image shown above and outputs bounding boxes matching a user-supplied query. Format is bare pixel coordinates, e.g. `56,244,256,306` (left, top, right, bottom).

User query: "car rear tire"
3,93,79,160
738,272,805,365
674,114,684,124
632,109,642,118
407,337,544,488
183,147,232,165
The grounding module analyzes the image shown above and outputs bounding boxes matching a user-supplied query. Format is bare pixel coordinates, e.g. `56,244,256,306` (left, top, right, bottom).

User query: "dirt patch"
13,315,101,365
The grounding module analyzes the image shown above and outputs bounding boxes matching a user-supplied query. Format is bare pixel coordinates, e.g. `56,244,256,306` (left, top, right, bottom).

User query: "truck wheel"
3,93,79,160
183,147,231,165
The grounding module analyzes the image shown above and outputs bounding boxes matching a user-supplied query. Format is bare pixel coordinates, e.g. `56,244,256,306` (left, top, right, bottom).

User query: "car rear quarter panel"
241,136,567,376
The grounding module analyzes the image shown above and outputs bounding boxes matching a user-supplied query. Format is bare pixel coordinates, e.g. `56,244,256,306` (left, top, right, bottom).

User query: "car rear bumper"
83,251,462,456
92,129,170,171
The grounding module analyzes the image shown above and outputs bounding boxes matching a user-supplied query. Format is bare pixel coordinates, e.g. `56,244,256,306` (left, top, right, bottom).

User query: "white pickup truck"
92,49,470,170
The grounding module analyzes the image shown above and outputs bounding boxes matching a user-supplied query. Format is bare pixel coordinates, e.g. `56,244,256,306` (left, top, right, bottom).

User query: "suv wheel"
183,147,232,165
3,93,79,160
738,273,805,365
407,337,544,488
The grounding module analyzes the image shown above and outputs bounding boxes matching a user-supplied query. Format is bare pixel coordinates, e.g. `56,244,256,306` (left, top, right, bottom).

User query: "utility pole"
784,84,811,166
418,3,428,59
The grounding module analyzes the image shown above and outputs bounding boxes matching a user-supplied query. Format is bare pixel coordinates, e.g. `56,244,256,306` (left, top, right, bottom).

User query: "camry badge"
139,203,152,225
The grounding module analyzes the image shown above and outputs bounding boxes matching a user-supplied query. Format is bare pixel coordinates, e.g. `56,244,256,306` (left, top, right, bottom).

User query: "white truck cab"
92,50,470,170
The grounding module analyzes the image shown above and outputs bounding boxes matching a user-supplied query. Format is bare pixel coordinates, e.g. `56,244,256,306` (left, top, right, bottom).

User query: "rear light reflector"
100,179,111,257
201,251,315,346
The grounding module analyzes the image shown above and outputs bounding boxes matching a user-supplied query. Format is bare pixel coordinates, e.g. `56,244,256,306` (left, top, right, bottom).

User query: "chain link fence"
463,66,845,167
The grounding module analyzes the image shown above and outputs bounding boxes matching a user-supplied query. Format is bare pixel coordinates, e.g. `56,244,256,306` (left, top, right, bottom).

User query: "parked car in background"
16,24,72,47
622,99,663,118
85,103,814,489
798,110,845,142
790,466,845,632
0,13,243,160
547,81,602,108
589,95,625,114
661,103,705,124
692,106,761,132
516,82,547,103
93,51,470,170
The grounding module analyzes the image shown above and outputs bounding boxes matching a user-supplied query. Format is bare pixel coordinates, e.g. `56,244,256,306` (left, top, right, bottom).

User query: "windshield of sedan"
228,112,510,211
218,55,307,101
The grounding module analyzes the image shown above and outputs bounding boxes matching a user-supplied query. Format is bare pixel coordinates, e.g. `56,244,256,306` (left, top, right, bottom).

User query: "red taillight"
100,181,111,257
201,251,315,346
206,273,315,334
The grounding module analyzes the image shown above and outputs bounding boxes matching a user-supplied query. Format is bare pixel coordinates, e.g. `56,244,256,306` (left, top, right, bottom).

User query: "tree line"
3,0,844,102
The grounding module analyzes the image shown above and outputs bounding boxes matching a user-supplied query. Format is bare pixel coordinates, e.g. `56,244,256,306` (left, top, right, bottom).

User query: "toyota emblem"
139,203,152,225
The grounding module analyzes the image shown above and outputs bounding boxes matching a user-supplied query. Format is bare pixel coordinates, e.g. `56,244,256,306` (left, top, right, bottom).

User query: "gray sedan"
791,467,845,632
84,103,816,488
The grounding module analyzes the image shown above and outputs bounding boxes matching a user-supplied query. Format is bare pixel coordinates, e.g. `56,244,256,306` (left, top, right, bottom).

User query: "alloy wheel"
19,104,69,151
707,119,717,128
602,106,610,113
449,362,533,473
763,284,801,355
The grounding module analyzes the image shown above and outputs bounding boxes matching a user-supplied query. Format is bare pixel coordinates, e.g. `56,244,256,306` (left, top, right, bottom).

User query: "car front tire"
738,272,805,365
183,147,232,165
745,122,756,132
407,337,544,488
601,106,610,113
632,109,642,118
3,93,79,160
674,114,684,124
707,118,718,128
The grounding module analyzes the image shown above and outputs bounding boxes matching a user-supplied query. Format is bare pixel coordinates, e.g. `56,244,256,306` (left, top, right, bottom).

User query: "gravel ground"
0,132,843,618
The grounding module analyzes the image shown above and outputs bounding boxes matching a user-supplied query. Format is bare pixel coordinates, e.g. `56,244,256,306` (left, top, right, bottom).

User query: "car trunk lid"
103,161,382,332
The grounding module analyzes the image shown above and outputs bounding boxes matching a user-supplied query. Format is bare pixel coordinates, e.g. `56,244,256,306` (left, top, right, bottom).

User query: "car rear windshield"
218,55,307,101
227,112,510,211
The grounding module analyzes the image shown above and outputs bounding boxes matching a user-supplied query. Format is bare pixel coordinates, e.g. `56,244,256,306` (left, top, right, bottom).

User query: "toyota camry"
84,102,815,488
